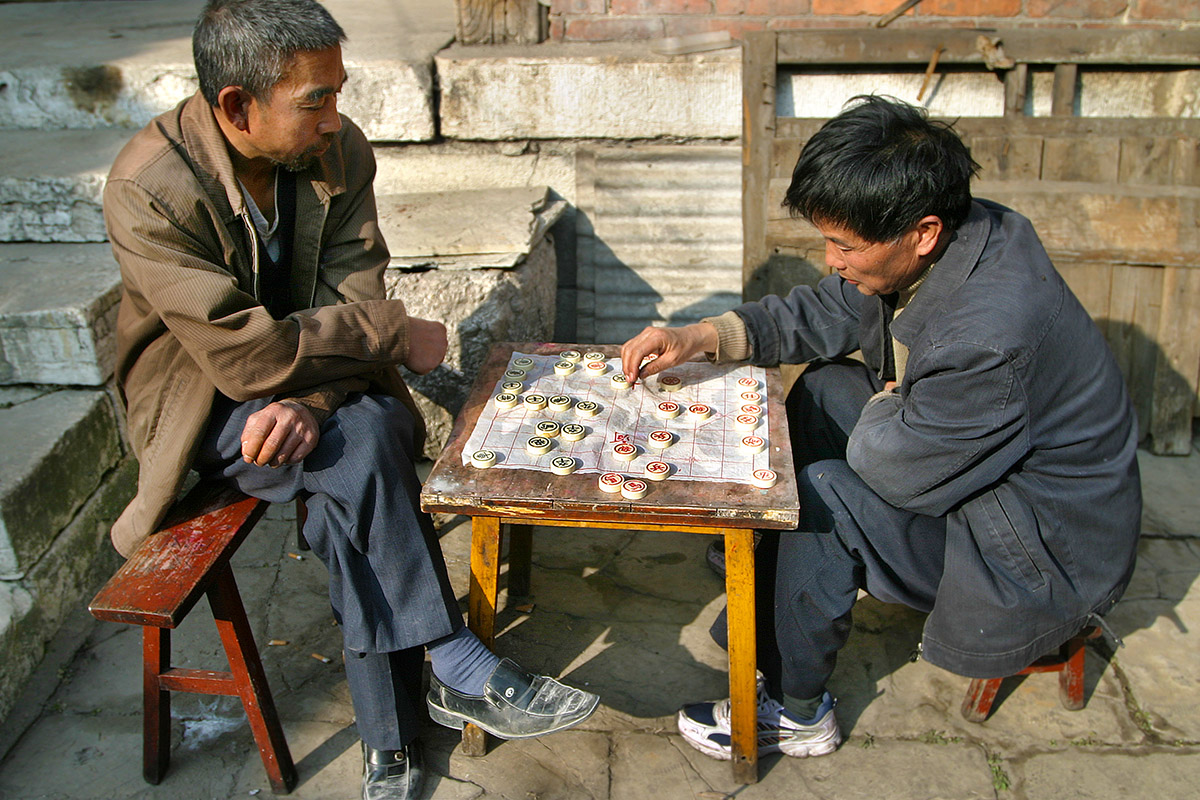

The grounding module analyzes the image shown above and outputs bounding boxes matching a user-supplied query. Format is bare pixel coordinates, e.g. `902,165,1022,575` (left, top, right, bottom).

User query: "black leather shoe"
426,658,599,739
362,741,423,800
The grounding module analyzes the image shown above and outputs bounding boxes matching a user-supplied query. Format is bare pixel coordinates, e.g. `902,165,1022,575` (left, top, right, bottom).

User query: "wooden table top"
421,342,799,530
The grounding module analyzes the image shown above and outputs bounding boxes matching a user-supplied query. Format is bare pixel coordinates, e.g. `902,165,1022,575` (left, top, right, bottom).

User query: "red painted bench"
961,627,1102,722
89,482,297,794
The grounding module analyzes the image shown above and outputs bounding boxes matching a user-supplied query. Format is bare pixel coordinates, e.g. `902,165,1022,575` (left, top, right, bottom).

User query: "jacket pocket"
975,491,1046,591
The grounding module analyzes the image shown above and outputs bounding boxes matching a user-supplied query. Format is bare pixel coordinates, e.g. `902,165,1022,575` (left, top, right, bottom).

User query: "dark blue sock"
427,626,500,697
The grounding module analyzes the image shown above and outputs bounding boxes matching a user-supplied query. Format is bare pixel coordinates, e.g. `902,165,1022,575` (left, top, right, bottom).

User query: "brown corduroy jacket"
104,92,424,557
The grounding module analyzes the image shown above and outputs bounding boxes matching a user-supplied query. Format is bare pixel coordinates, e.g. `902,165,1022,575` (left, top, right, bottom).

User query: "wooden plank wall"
744,30,1200,454
456,0,543,45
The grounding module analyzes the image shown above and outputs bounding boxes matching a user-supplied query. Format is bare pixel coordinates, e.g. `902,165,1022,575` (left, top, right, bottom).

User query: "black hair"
783,95,980,242
193,0,346,106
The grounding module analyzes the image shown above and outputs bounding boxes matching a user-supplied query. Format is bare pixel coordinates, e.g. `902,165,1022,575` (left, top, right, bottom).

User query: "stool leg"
1058,636,1087,710
464,515,502,757
295,497,310,552
208,564,297,794
961,678,1003,722
142,626,171,785
505,523,534,598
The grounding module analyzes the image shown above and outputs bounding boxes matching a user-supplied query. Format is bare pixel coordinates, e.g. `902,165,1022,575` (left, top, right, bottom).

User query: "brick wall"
548,0,1198,42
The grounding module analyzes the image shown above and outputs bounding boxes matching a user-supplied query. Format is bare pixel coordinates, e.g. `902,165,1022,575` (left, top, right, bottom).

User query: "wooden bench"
961,627,1102,722
89,482,297,794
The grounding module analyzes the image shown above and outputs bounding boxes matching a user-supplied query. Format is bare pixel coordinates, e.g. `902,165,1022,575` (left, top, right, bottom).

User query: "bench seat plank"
89,483,267,628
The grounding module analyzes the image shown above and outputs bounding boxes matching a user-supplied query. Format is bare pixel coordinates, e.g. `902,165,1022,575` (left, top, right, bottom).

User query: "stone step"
436,42,741,141
0,131,571,243
0,385,133,727
0,129,127,243
0,243,121,386
0,388,123,580
0,0,448,140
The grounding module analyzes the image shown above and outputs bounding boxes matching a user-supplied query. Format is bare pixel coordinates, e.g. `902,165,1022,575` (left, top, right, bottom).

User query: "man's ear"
914,215,944,257
216,86,254,132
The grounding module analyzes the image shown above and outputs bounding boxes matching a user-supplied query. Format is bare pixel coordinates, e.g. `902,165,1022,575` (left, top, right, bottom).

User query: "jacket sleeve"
314,121,391,306
733,273,863,366
846,339,1029,517
104,175,411,403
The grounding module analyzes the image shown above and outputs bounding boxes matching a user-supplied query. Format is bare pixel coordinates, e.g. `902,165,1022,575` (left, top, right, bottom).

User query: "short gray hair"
194,0,346,106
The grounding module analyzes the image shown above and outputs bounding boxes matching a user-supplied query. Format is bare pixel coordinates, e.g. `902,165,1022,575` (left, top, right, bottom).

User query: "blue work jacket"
733,199,1141,677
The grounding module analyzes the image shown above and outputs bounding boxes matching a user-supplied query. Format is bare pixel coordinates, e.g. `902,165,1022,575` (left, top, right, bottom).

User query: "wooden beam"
775,29,1200,67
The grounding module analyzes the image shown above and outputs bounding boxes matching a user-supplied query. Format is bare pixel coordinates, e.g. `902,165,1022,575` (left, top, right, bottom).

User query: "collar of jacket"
177,91,348,310
889,200,992,346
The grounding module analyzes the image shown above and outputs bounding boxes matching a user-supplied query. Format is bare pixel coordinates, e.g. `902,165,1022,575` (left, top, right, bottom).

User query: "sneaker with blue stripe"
676,676,841,761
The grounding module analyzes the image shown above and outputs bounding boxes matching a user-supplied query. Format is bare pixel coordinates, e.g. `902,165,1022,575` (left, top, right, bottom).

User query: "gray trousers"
195,392,461,749
713,360,948,701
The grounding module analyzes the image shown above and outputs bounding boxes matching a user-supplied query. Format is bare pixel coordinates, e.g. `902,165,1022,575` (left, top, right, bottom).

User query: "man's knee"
318,394,419,468
797,459,858,533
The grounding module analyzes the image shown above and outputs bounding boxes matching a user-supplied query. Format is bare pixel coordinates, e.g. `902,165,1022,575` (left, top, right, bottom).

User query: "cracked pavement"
1,443,1198,799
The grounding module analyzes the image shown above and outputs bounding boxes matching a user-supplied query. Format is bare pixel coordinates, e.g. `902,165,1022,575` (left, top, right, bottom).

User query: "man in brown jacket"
104,1,597,797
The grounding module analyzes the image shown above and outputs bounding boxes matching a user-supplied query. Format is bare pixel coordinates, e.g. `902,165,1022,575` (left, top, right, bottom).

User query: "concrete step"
0,0,449,140
0,131,572,244
0,129,127,243
0,243,121,386
0,386,133,727
0,389,123,580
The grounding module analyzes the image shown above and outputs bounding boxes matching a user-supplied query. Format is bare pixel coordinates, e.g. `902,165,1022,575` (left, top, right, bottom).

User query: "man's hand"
620,322,718,384
241,400,320,467
404,317,448,375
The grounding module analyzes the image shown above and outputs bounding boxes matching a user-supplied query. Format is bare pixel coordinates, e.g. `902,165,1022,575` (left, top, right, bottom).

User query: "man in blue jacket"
620,95,1141,761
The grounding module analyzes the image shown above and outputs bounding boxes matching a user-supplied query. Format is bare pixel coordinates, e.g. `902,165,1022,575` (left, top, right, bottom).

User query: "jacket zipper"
242,213,261,303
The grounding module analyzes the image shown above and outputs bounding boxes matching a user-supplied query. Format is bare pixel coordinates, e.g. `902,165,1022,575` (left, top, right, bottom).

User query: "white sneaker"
676,676,841,761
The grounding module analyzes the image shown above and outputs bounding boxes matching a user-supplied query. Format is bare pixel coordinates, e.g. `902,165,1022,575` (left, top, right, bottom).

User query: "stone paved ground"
0,442,1197,799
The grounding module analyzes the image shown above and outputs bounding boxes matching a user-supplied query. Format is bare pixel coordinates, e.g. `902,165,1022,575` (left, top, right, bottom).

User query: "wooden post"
1004,63,1028,118
1051,63,1078,116
742,31,778,303
457,0,543,45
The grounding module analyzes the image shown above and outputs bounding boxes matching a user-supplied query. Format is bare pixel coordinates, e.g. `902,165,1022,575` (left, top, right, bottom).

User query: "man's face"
815,218,934,296
244,46,346,171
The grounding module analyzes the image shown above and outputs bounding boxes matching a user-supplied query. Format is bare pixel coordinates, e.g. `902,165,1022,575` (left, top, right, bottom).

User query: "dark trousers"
195,392,462,749
713,360,948,701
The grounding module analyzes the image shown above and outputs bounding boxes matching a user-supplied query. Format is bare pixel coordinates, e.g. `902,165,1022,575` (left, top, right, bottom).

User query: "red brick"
549,17,566,41
714,0,810,13
610,0,713,14
1133,0,1200,19
768,17,866,29
550,0,608,13
922,0,1020,15
1026,0,1127,17
563,17,667,40
663,16,769,37
812,0,900,14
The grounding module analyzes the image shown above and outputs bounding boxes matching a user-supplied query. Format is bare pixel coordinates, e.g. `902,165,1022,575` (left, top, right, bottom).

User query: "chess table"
420,342,800,783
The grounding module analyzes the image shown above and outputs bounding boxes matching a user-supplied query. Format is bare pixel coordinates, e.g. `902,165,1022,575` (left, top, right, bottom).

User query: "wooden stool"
89,482,297,794
961,627,1102,722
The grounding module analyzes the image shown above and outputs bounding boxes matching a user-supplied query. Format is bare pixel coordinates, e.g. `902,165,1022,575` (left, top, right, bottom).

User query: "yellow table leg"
724,528,759,784
463,515,502,756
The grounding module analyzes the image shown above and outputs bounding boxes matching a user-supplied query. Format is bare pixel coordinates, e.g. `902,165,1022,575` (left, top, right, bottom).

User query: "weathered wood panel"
1151,267,1200,453
456,0,541,45
749,30,1200,451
